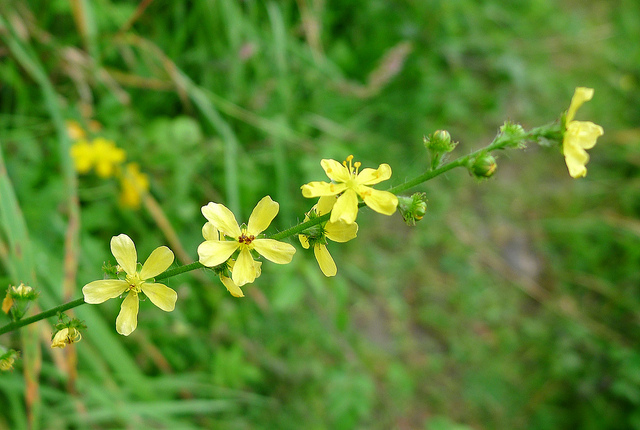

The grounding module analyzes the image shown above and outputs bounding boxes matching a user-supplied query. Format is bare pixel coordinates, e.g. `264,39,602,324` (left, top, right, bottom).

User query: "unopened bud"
2,284,38,320
424,130,457,153
397,193,428,226
470,154,497,178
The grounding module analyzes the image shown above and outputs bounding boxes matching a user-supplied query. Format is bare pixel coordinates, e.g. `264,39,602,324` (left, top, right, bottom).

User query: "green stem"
0,298,85,336
155,262,204,281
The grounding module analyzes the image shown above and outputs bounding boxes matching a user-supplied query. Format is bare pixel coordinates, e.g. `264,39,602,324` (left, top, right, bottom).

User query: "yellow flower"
91,137,126,178
51,327,82,348
201,222,262,297
299,196,358,277
198,196,296,287
119,163,150,209
301,155,398,224
563,87,604,178
70,139,95,174
82,234,177,336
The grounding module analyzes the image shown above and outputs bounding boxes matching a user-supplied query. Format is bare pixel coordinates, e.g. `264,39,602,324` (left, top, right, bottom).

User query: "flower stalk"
0,119,583,336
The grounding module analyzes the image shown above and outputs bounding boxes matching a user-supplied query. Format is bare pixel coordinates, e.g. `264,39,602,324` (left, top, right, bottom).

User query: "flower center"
238,232,255,245
125,273,144,293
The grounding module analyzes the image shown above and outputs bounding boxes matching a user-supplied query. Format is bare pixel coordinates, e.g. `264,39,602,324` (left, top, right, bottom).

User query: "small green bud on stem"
398,193,428,226
469,154,497,179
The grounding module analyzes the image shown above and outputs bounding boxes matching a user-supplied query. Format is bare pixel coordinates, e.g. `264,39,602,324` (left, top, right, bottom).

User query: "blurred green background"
1,0,639,429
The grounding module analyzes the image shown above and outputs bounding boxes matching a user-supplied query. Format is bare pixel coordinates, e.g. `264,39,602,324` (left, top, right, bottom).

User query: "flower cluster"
68,120,150,209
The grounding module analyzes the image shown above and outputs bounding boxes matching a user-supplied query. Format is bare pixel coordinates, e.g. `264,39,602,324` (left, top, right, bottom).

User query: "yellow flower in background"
70,137,126,177
563,87,604,178
201,222,261,297
82,234,177,336
70,139,95,174
120,163,150,209
51,327,82,348
198,196,296,287
92,137,126,178
66,120,86,140
299,196,358,277
301,155,398,224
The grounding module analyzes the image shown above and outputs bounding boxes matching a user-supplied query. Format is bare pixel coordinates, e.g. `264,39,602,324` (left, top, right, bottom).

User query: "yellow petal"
110,234,137,275
198,240,239,267
253,239,296,264
321,158,350,182
116,291,139,336
254,261,262,278
201,202,241,238
330,188,359,224
83,279,128,304
563,140,589,178
139,246,174,280
316,196,337,215
221,276,244,297
567,121,603,150
141,282,177,311
356,163,392,185
299,234,310,249
325,220,358,243
51,328,70,348
566,87,594,123
301,181,347,198
202,222,219,241
232,247,257,286
360,187,398,216
70,140,93,173
247,196,279,235
314,244,337,277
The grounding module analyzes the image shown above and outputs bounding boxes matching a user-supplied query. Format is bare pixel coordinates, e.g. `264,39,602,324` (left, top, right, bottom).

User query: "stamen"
343,155,357,176
238,233,255,245
354,161,361,175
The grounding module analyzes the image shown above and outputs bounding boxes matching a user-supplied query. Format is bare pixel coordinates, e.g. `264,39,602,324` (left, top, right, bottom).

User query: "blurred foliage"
0,0,639,429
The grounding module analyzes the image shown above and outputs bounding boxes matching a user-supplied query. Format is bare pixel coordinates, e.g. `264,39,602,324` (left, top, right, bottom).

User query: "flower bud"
51,316,86,348
51,327,83,348
0,347,19,372
424,130,457,153
2,284,39,320
469,154,497,179
397,193,428,226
